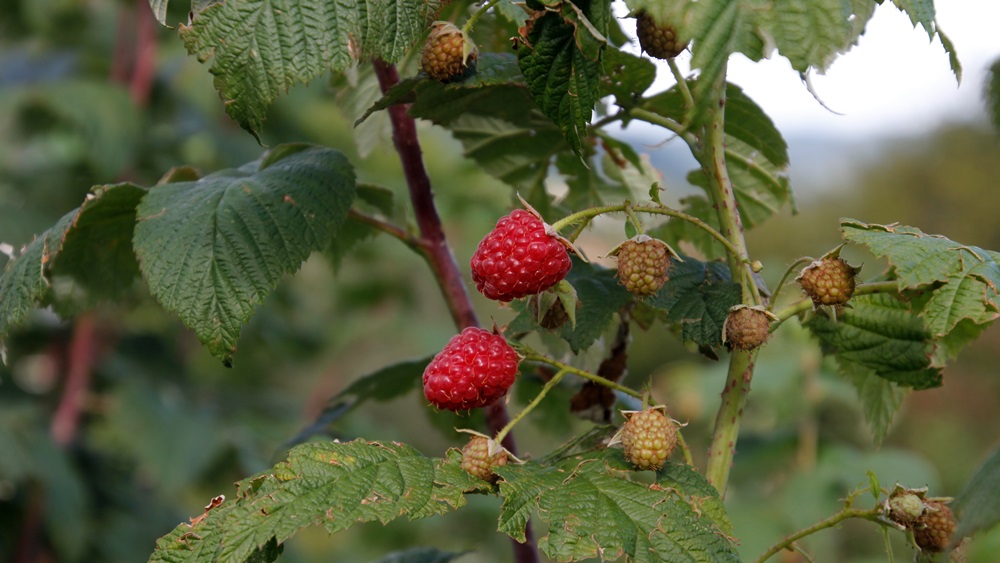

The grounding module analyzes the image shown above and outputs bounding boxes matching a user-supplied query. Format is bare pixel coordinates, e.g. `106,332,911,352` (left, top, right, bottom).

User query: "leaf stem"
766,257,814,312
667,59,694,113
755,507,882,563
523,353,642,400
347,209,425,252
770,281,901,325
462,0,502,34
495,369,568,444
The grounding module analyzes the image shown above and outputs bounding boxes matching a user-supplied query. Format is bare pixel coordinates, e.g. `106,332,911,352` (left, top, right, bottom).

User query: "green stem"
770,281,901,325
495,369,568,444
523,354,642,400
676,429,694,467
549,203,740,258
705,350,755,492
667,59,694,113
755,508,882,563
623,202,644,235
767,257,814,313
461,0,502,34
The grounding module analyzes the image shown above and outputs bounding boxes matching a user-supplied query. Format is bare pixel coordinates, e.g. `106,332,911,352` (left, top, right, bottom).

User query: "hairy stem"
495,369,568,444
462,0,502,34
756,508,882,563
372,59,538,563
697,62,761,495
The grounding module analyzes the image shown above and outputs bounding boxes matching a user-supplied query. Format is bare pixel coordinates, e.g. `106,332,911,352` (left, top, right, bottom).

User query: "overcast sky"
625,1,1000,139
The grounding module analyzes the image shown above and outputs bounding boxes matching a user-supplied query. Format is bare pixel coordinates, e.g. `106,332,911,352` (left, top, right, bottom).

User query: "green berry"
616,235,671,296
888,492,925,526
621,408,677,471
461,436,507,482
421,22,477,82
912,500,956,553
723,306,771,352
797,257,859,306
636,10,687,60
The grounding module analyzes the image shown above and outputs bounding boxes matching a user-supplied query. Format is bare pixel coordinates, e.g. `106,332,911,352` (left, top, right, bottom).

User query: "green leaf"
954,446,1000,540
841,363,909,445
656,460,734,536
495,452,739,562
600,47,656,110
840,219,1000,339
149,0,169,26
407,76,565,193
133,144,356,364
149,441,473,563
510,257,632,353
766,0,875,73
49,183,146,302
891,0,936,38
179,0,444,136
805,293,942,390
646,257,742,348
285,357,429,448
0,212,71,337
516,2,606,156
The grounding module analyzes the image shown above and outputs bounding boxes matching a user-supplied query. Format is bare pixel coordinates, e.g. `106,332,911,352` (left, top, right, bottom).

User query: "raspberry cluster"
620,408,677,471
422,327,520,411
421,22,477,82
616,235,671,296
470,209,572,302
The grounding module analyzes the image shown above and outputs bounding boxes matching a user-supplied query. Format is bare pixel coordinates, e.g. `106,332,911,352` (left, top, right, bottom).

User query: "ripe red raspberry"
422,327,520,411
470,209,572,302
615,235,671,296
797,257,859,307
723,305,772,351
619,408,677,471
912,500,957,553
636,10,687,60
421,21,477,82
460,436,507,482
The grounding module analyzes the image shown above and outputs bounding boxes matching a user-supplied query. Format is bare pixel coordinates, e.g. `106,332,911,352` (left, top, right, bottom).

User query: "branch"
51,313,101,446
756,507,882,562
371,59,539,563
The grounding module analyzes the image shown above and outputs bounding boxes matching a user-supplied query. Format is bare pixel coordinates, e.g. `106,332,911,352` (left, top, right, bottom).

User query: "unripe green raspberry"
797,257,859,306
616,235,671,296
620,408,677,471
421,22,477,82
635,10,687,60
913,500,957,553
460,436,507,482
888,492,925,526
723,306,772,352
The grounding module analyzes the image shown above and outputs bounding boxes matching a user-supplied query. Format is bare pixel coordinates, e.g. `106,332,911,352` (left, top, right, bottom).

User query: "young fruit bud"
723,305,772,352
912,500,957,553
615,235,672,296
635,10,688,60
460,436,508,482
887,492,925,526
797,257,860,307
619,408,677,471
421,21,477,82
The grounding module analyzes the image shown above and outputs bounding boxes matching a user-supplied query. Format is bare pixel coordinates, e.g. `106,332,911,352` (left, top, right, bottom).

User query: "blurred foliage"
1,0,999,562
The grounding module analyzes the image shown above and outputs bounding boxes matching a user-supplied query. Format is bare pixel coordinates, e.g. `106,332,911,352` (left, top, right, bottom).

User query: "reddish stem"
371,59,539,563
51,313,100,446
130,0,157,106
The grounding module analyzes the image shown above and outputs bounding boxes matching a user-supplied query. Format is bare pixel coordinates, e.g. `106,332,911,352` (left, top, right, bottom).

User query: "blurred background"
1,0,998,562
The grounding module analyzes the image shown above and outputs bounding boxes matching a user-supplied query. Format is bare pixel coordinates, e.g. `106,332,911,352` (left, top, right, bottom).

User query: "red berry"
913,500,957,553
620,408,677,471
461,436,507,482
470,209,572,302
422,327,520,411
421,22,477,82
797,257,859,306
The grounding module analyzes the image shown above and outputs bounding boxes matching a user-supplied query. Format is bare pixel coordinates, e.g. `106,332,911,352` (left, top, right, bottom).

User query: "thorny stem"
495,369,568,444
372,60,539,563
755,507,883,563
462,0,502,34
550,203,740,257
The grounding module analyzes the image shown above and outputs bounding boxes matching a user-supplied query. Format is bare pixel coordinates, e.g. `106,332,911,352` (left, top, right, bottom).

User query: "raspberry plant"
2,0,1000,562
